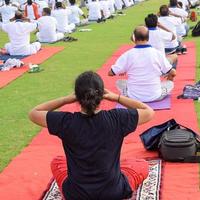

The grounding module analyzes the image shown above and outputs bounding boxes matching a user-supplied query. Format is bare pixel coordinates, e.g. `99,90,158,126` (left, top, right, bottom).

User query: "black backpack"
192,21,200,37
159,127,200,162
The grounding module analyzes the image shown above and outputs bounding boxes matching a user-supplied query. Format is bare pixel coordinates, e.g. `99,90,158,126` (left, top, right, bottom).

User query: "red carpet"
0,47,64,89
0,42,199,200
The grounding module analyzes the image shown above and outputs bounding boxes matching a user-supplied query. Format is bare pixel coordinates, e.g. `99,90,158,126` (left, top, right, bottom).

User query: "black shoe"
181,47,187,54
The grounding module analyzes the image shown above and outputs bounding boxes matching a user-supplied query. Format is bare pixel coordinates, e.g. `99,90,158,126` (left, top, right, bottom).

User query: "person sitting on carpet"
0,11,41,55
51,2,75,33
158,5,187,54
87,0,105,22
168,0,189,37
0,0,18,23
68,0,87,26
36,7,64,43
108,26,176,103
145,13,178,68
24,0,40,20
29,71,154,200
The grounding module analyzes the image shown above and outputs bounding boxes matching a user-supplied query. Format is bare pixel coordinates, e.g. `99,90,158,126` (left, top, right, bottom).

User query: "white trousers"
36,32,64,43
5,42,41,56
116,79,174,102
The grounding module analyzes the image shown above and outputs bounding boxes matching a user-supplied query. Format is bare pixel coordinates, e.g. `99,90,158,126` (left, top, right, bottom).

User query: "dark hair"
43,7,51,15
169,0,178,7
160,5,169,16
75,71,104,116
56,2,62,8
5,0,10,5
145,14,158,28
15,11,23,19
69,0,76,5
178,1,183,8
134,27,149,42
27,0,33,5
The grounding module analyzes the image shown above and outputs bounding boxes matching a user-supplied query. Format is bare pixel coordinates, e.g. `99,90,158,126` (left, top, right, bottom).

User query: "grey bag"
159,128,200,162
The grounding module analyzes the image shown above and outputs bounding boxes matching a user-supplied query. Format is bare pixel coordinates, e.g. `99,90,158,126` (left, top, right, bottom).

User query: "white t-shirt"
2,21,37,55
37,16,57,42
148,28,173,55
169,7,188,36
0,5,17,23
88,1,101,21
51,8,72,32
99,0,111,18
111,45,172,102
158,16,181,48
69,5,84,24
108,0,115,14
178,0,189,10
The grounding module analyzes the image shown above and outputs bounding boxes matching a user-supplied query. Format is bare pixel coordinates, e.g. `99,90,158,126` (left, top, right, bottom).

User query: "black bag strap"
182,155,200,163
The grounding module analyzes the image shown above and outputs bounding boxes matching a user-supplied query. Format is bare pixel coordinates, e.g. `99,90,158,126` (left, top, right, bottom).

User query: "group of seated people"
108,0,198,103
0,0,146,55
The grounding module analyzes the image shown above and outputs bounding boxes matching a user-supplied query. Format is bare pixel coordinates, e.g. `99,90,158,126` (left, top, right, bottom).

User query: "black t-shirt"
47,108,138,200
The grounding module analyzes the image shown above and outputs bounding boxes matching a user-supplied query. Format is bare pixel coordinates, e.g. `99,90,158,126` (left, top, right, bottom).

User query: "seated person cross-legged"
108,26,176,103
0,11,41,56
29,71,154,200
36,8,64,43
145,13,178,69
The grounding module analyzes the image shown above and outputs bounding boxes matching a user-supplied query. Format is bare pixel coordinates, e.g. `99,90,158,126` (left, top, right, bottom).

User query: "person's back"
145,14,174,55
69,4,84,24
1,11,41,55
37,7,64,42
51,3,74,33
50,109,138,199
109,26,176,102
0,0,18,23
37,16,57,42
99,0,110,19
2,21,36,54
113,47,171,102
88,0,101,21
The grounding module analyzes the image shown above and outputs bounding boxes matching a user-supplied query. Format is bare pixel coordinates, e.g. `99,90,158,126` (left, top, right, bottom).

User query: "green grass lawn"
0,0,200,172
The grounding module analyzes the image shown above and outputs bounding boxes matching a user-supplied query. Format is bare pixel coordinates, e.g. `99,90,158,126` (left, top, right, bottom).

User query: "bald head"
133,26,149,42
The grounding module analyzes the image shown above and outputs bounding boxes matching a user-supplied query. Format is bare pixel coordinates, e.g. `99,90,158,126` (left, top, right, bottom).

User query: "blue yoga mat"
0,54,28,62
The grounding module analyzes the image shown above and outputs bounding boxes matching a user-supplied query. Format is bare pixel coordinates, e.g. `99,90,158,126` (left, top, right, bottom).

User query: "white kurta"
2,21,41,55
37,16,64,43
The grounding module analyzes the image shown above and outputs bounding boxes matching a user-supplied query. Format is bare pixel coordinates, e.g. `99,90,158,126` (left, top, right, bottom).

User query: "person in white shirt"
99,0,111,19
178,0,190,10
1,11,41,55
114,0,123,11
0,0,18,23
169,0,189,37
51,2,75,33
36,7,64,43
158,5,186,54
108,0,115,14
145,13,178,68
68,0,87,26
108,26,176,103
87,0,103,21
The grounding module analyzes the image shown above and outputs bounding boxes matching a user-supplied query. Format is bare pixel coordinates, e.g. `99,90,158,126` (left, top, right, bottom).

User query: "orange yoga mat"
0,46,64,89
0,42,199,200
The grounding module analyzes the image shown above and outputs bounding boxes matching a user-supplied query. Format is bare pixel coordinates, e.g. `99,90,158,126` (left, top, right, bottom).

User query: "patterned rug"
42,160,161,200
